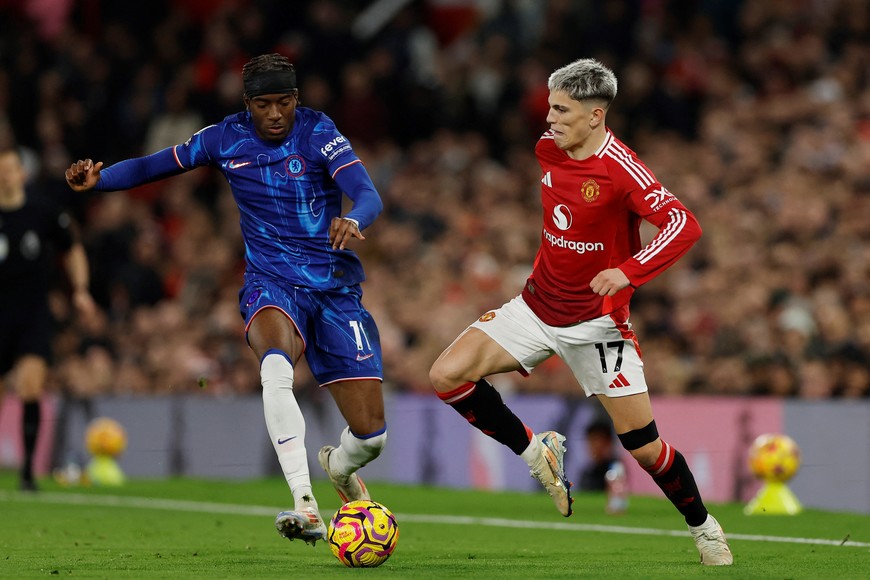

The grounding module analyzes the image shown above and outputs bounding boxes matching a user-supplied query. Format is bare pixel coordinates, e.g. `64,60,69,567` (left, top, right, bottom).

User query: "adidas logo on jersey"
541,171,552,187
608,373,631,389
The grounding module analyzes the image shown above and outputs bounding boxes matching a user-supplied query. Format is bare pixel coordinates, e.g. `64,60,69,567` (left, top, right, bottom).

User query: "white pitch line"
2,491,868,549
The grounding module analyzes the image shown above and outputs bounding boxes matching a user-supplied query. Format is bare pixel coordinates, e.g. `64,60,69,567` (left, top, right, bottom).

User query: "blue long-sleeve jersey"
95,107,383,290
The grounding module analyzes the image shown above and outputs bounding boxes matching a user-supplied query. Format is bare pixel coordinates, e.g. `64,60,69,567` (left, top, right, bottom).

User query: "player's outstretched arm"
65,147,190,193
65,159,103,192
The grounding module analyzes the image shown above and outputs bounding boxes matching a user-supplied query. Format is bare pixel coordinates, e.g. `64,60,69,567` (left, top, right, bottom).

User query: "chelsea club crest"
285,155,306,177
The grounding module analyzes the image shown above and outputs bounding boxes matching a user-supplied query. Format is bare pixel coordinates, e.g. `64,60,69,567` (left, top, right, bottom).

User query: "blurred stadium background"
0,1,868,513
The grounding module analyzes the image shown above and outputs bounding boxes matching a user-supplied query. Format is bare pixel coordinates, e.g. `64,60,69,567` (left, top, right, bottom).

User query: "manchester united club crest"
478,311,496,322
581,179,600,203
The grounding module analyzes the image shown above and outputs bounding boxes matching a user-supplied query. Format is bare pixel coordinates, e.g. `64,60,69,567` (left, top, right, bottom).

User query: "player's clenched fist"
65,159,103,191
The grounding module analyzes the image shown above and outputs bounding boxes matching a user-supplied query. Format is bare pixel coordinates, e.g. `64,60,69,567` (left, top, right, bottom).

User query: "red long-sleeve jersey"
521,129,702,326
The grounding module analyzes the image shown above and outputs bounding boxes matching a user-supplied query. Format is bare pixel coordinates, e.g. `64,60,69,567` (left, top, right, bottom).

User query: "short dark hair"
242,53,295,82
242,54,297,99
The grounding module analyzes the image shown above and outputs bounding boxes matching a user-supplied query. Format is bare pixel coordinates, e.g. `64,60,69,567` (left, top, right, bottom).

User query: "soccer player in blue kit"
66,54,386,546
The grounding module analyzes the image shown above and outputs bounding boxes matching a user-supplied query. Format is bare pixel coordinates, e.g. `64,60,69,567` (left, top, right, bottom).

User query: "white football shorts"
470,295,648,398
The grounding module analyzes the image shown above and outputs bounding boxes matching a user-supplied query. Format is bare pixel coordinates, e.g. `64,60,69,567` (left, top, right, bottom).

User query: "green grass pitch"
1,471,868,579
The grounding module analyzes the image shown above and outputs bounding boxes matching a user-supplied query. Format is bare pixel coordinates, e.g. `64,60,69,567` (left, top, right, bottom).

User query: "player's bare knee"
431,354,482,393
627,440,662,468
428,360,456,392
617,420,661,467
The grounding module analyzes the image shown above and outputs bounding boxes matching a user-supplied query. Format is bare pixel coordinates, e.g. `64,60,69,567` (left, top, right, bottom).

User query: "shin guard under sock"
260,350,312,507
645,440,708,526
438,379,532,455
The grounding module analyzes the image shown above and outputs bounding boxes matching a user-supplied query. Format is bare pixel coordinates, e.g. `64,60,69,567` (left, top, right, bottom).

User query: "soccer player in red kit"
429,58,733,566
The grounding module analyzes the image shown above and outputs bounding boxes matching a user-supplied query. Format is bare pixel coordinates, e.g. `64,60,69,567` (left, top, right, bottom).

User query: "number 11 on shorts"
348,320,372,352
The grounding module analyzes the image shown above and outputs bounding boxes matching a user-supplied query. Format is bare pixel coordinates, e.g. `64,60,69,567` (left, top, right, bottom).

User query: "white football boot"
318,445,370,502
275,508,327,546
689,514,733,565
529,431,573,517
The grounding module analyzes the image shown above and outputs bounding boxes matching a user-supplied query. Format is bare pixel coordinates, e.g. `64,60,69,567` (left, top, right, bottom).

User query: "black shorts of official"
0,295,54,375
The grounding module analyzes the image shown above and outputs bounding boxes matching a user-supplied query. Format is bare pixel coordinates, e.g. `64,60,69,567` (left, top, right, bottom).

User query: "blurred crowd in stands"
1,0,868,400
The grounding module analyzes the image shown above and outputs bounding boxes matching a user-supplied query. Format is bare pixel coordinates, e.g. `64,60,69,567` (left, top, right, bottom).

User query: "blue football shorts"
239,277,383,386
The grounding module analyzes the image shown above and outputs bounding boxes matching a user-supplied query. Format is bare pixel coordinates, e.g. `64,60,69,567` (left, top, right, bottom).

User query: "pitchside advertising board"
1,393,867,514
